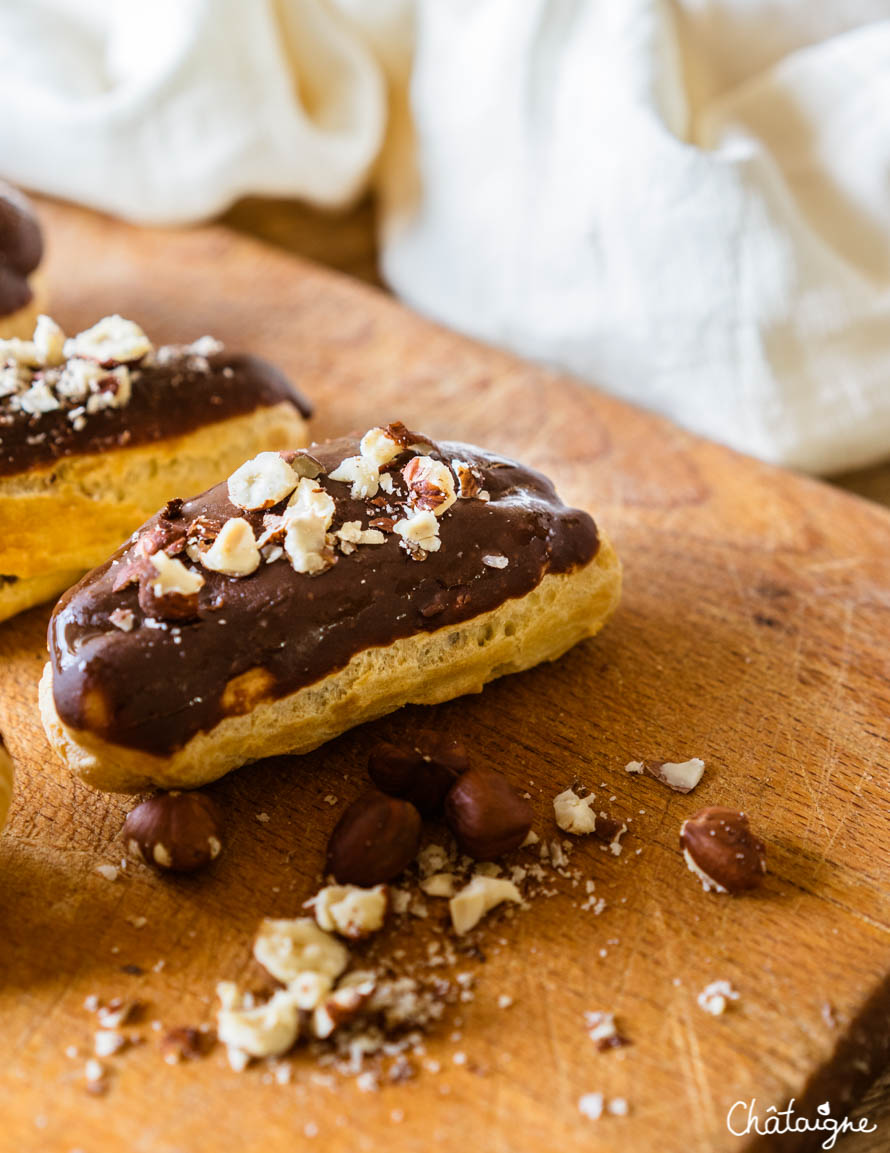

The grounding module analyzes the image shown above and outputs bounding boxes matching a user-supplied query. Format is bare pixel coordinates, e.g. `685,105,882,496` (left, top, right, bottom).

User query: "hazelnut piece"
326,788,422,886
444,766,533,860
124,791,223,873
368,732,469,817
680,806,767,894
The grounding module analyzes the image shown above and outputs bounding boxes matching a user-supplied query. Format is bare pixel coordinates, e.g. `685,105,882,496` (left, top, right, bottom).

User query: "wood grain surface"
1,199,890,1153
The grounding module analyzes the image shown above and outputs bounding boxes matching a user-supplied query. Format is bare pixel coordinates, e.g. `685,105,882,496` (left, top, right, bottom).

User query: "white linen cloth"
2,0,889,474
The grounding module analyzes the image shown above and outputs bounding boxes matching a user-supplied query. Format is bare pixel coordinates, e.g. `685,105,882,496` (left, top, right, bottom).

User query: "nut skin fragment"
123,791,223,873
679,806,767,894
326,789,422,886
368,733,469,817
160,1026,207,1064
444,766,533,860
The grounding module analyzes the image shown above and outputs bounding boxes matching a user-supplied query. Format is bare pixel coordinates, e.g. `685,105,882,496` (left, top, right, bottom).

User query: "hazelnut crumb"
697,980,739,1016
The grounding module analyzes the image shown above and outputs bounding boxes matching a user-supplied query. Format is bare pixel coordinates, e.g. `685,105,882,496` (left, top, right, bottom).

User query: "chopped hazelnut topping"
394,509,441,556
109,607,135,632
0,314,155,427
697,980,739,1016
626,758,705,792
252,918,349,984
360,426,403,469
419,873,456,898
578,1094,605,1121
329,454,381,500
553,788,598,835
64,315,151,366
451,459,483,499
334,521,386,554
19,379,59,415
312,884,389,939
216,986,301,1059
93,1030,127,1058
200,517,260,576
312,979,376,1039
402,456,457,516
449,875,523,935
0,337,40,367
329,425,405,500
84,1058,106,1089
282,477,336,574
286,970,334,1011
482,554,509,569
96,999,141,1029
33,315,65,366
584,1011,628,1050
227,452,299,511
148,551,204,598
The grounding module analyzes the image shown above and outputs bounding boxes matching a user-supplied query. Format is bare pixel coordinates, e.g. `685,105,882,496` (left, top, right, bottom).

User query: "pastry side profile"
0,314,311,621
41,424,622,792
0,183,47,340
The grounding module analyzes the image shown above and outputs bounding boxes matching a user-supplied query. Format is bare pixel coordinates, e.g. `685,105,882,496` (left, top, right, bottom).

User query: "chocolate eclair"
0,314,311,622
41,424,622,792
0,183,47,340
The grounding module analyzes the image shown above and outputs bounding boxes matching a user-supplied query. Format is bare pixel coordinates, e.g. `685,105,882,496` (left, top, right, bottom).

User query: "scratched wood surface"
1,199,890,1153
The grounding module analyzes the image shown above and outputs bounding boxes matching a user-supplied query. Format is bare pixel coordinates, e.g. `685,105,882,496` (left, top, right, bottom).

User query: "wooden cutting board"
2,200,890,1153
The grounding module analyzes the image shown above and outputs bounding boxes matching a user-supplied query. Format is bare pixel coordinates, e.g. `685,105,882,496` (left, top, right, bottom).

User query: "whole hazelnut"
680,806,766,894
444,766,533,860
326,788,422,886
368,732,469,816
124,791,223,873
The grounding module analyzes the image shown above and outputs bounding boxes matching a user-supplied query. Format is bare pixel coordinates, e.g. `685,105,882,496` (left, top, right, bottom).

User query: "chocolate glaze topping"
50,433,599,757
0,351,311,476
0,185,42,317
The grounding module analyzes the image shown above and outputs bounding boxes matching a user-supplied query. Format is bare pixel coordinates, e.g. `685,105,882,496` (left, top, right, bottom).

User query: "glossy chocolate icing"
0,186,42,317
0,351,311,476
50,434,600,757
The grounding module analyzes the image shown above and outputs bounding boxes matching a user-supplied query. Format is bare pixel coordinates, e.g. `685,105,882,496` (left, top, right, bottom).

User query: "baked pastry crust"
42,428,621,792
